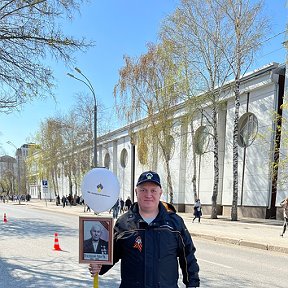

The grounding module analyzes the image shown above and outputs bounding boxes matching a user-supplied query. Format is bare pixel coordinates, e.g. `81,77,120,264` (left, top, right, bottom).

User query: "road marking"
199,259,232,269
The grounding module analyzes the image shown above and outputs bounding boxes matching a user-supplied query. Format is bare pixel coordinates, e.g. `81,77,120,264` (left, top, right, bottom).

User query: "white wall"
222,79,277,207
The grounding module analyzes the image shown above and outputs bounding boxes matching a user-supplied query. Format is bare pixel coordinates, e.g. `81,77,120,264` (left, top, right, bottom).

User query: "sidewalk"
180,213,288,254
8,199,288,255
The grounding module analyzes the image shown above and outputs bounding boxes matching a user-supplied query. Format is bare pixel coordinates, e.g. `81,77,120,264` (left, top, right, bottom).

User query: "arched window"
120,148,128,168
104,153,110,169
238,112,258,148
194,126,211,155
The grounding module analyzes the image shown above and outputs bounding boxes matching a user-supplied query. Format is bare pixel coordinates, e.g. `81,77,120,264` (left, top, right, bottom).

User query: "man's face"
136,182,162,213
90,225,101,241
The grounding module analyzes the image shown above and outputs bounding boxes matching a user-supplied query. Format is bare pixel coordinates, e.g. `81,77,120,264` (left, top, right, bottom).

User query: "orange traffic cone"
53,233,62,251
3,213,7,223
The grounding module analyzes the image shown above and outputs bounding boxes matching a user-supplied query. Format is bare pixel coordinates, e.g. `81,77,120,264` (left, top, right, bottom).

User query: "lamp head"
75,67,81,73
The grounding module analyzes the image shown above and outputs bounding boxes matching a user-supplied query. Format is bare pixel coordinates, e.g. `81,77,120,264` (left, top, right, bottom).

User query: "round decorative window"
194,126,211,155
238,112,258,148
104,153,110,169
120,148,128,168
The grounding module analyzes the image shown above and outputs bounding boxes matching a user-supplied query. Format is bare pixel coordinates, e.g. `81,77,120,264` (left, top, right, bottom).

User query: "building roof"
0,155,16,163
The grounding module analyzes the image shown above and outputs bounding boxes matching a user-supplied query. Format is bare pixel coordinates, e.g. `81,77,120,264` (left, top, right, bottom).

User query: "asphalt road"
195,239,288,287
1,203,288,287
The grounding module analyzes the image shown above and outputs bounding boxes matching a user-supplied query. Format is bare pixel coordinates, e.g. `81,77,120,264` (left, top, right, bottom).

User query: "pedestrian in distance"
112,198,120,219
61,195,66,208
280,196,288,237
124,196,132,211
119,198,125,214
67,194,73,206
56,195,60,206
192,199,202,223
80,195,85,205
89,170,200,288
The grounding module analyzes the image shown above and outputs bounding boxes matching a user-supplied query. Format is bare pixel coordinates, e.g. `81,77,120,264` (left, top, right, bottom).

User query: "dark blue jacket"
100,201,200,287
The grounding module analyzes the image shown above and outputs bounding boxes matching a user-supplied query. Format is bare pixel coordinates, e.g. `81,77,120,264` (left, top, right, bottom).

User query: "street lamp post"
67,68,97,168
7,141,21,196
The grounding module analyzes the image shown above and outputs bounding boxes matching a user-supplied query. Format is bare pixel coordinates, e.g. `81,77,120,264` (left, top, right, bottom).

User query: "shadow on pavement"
0,254,121,288
1,217,78,238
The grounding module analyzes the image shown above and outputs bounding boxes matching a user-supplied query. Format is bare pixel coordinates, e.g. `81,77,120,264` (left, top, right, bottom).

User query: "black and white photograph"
79,217,113,264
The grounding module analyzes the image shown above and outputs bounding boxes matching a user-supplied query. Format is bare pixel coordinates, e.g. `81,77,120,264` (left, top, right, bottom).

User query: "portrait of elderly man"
83,222,109,260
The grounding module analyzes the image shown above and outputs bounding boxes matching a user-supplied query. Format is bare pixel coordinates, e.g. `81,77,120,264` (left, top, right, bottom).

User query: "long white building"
28,62,287,219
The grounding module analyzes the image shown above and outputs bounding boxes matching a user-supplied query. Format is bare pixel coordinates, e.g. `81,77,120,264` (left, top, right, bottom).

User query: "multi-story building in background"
0,143,38,198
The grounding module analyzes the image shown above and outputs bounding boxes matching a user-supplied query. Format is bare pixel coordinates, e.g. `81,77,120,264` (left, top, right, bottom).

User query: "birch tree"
161,0,267,219
218,0,268,220
161,0,233,218
114,41,184,204
26,93,108,197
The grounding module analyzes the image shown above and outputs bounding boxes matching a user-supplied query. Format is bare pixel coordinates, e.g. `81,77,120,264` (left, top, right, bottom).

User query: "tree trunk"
190,121,198,200
211,106,219,219
231,78,241,221
165,158,174,204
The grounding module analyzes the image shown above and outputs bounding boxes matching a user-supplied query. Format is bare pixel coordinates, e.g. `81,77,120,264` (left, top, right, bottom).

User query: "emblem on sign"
97,183,103,192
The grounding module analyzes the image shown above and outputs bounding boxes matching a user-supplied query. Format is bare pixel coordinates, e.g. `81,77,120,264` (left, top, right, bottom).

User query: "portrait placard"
79,216,113,264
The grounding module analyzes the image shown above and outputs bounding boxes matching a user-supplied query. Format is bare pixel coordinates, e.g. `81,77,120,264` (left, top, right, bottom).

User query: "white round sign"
81,167,120,213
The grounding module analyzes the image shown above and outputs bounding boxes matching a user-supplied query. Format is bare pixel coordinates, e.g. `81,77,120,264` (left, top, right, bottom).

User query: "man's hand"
89,263,102,277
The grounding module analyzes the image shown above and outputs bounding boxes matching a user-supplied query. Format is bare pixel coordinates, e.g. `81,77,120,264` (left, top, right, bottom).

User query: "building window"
194,125,211,155
120,148,128,168
238,112,258,148
104,153,110,169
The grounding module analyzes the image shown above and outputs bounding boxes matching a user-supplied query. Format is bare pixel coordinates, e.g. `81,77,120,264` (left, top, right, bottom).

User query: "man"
83,223,108,259
61,195,66,208
56,194,60,206
124,196,132,211
112,198,120,219
280,197,288,237
192,199,202,223
89,171,200,287
120,198,125,214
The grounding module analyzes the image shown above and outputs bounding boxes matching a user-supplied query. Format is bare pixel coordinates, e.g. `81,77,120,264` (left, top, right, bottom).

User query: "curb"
191,232,288,254
267,245,288,254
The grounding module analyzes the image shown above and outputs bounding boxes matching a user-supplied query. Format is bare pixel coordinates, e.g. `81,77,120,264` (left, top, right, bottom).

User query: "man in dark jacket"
83,223,108,260
89,171,200,287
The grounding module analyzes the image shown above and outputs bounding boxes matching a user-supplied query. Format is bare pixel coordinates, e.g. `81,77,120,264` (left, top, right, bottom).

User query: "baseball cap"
136,171,161,188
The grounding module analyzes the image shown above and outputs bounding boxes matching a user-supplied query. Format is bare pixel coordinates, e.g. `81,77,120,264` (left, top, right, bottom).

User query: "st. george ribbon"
81,167,120,288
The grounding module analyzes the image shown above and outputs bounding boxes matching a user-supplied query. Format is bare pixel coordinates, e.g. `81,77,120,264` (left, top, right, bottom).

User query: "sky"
0,0,287,157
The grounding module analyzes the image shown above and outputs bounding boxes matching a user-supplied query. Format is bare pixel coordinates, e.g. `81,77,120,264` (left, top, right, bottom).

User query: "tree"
0,0,92,113
161,0,268,220
161,0,234,218
217,0,268,220
60,111,90,197
114,41,184,204
33,118,65,198
26,92,109,198
0,168,16,196
30,115,84,198
73,92,111,138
